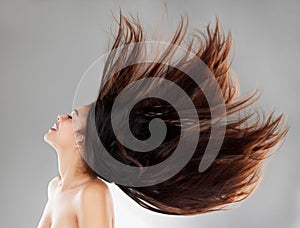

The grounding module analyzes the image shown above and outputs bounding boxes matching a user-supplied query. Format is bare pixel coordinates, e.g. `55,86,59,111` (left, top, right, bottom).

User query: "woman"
39,10,289,227
38,104,114,228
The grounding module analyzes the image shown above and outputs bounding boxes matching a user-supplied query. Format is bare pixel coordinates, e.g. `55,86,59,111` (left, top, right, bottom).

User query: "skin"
38,104,115,228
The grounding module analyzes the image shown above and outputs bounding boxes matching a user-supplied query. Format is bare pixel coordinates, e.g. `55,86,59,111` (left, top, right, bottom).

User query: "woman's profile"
39,104,114,227
38,10,289,227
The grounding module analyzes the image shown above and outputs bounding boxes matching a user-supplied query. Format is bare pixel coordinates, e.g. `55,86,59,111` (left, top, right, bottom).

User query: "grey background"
0,0,299,227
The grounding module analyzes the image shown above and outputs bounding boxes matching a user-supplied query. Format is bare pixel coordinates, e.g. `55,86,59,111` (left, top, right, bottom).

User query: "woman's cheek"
72,119,81,133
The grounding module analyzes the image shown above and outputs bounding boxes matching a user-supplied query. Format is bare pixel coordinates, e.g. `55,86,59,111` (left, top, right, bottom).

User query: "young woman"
39,104,114,227
38,11,289,227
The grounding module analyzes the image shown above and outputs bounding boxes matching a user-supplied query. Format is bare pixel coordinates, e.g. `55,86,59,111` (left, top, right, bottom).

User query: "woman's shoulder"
75,178,114,216
76,177,113,211
79,177,111,198
47,175,60,198
75,178,114,227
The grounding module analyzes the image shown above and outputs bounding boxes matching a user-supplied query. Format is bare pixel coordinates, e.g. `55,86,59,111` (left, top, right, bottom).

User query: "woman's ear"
74,132,85,149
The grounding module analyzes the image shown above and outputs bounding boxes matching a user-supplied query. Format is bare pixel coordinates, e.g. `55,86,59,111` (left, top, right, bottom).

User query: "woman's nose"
57,114,69,121
57,115,63,121
57,114,71,121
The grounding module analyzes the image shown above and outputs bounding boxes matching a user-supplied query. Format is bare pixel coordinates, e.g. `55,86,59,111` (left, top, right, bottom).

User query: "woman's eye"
67,115,72,119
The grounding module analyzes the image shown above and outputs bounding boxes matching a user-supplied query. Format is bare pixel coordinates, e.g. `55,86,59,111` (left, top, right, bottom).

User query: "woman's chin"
44,131,54,144
43,135,59,151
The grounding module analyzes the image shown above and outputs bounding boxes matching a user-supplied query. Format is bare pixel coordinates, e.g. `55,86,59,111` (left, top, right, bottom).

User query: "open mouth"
50,122,58,131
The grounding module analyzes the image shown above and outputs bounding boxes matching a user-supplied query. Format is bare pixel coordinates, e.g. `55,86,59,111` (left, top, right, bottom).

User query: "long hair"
83,11,289,215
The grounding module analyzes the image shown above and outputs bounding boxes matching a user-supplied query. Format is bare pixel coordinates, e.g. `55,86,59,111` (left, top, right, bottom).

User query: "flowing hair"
82,11,289,215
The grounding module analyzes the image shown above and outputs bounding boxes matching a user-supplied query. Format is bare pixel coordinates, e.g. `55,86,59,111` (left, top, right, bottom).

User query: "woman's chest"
48,191,79,228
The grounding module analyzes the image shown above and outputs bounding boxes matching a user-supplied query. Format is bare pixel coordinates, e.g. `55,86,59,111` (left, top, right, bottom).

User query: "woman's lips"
49,122,58,131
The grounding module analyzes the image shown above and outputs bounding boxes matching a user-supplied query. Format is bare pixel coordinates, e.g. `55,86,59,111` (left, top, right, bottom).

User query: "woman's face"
44,104,92,152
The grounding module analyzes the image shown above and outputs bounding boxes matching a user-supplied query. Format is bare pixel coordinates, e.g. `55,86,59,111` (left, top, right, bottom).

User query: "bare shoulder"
79,178,112,201
75,178,114,227
47,175,60,199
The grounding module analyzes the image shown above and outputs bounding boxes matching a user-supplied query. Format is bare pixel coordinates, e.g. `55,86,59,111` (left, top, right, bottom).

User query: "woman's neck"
56,148,96,192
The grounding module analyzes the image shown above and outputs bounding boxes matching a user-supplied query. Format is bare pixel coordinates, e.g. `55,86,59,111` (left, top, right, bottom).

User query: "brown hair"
83,10,289,215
